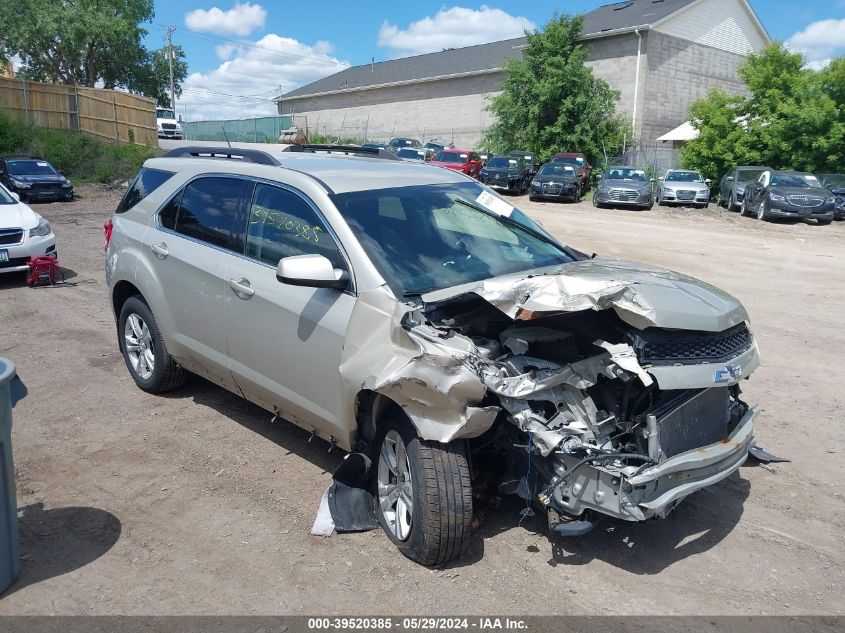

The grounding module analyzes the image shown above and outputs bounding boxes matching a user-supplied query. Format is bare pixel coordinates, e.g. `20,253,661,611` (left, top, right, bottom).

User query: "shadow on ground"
2,502,121,597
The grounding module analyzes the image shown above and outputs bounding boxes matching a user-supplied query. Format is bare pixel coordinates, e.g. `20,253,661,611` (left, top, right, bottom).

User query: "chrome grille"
786,194,823,207
609,189,639,202
0,228,23,245
543,183,562,194
162,123,176,130
676,190,696,201
631,323,753,366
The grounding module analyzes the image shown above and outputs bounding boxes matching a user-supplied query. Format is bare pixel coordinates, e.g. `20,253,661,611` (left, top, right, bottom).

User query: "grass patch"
0,111,163,184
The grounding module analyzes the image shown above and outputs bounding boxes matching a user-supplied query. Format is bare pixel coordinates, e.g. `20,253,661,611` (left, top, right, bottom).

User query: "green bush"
0,111,162,183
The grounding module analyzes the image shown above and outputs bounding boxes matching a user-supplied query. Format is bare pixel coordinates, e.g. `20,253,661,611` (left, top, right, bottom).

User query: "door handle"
229,278,255,299
151,242,169,259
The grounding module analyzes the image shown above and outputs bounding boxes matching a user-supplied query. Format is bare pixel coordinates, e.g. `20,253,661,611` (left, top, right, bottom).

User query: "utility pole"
165,27,176,109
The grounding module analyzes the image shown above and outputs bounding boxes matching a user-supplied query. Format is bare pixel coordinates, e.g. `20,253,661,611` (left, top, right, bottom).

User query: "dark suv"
718,165,771,212
0,156,74,202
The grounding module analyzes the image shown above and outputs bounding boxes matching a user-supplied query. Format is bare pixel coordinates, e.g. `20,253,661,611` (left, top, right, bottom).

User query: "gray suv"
106,146,760,565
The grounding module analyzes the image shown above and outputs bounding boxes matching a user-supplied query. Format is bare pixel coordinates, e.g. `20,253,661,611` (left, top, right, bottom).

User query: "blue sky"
142,1,845,120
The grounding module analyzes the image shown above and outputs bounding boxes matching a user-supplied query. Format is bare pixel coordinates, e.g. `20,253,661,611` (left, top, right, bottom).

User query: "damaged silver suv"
106,145,760,566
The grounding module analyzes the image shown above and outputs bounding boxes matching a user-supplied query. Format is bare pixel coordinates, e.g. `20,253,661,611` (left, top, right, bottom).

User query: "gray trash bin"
0,357,24,594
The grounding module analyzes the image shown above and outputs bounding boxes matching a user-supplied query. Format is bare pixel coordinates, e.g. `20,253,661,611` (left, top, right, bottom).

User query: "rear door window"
116,168,175,214
160,176,246,250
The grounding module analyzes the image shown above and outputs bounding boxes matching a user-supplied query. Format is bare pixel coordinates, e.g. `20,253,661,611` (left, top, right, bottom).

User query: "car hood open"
420,258,748,332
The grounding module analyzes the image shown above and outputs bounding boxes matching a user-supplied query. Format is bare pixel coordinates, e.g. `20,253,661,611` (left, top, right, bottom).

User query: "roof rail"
163,146,280,165
282,144,401,161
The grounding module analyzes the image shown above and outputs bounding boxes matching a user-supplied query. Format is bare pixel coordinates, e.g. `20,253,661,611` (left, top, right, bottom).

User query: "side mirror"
276,254,349,290
10,191,20,202
726,175,734,181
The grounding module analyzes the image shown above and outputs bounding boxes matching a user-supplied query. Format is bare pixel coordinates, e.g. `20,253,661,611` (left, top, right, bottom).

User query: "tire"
728,192,740,212
757,199,769,221
656,192,664,207
642,203,654,211
741,198,751,217
375,414,473,566
528,195,536,202
119,296,186,393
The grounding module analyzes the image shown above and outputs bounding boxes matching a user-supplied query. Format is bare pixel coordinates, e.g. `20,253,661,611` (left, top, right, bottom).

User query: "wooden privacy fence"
0,78,157,146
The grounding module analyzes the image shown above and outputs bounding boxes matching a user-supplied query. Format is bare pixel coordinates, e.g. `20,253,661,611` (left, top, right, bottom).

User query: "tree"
681,44,845,180
0,0,185,105
482,14,628,164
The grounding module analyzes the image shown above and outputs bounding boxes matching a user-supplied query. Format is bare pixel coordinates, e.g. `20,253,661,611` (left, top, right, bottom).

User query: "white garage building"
274,0,769,147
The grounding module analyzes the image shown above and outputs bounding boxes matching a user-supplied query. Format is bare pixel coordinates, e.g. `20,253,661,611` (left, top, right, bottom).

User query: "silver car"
657,169,711,208
106,145,760,565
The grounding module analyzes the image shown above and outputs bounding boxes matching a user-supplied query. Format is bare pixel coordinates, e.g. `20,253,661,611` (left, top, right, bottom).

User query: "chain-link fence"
609,141,682,177
183,115,298,143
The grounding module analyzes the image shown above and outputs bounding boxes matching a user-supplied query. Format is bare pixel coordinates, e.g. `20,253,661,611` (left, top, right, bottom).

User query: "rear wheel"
119,296,186,393
375,414,473,566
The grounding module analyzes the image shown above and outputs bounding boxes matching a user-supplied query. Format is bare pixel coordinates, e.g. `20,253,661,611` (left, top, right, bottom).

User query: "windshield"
821,174,845,187
424,142,445,150
397,148,425,160
666,171,703,182
156,109,175,119
7,160,57,176
771,173,818,188
603,168,646,181
435,151,468,164
390,139,416,148
554,156,584,166
330,182,573,295
486,157,519,170
736,168,765,182
538,164,576,177
0,184,16,204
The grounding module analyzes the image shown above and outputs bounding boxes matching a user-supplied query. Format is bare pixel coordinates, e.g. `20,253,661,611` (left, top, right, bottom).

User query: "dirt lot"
0,185,843,615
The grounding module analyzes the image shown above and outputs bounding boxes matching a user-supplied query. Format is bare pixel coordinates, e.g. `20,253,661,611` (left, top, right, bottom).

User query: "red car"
552,152,592,193
430,149,483,178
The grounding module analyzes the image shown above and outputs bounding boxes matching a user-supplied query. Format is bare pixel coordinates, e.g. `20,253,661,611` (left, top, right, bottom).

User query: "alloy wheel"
377,429,414,541
124,313,155,380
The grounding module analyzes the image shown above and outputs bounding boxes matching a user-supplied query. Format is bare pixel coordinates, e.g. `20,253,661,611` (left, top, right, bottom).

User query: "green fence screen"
184,116,293,143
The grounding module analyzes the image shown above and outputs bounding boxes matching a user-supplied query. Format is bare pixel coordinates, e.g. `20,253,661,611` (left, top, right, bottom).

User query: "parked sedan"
0,183,57,274
719,165,771,212
0,155,74,202
818,173,845,220
551,153,591,193
430,149,483,178
742,171,835,224
396,148,435,162
423,140,454,153
529,163,581,202
593,166,653,210
387,138,421,153
657,169,710,208
478,156,530,194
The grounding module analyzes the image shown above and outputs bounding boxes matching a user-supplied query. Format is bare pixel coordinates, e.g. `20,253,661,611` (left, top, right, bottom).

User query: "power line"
154,23,347,67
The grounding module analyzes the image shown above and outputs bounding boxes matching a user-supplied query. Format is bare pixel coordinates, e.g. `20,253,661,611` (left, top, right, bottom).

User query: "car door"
748,172,768,211
149,175,248,390
225,180,356,441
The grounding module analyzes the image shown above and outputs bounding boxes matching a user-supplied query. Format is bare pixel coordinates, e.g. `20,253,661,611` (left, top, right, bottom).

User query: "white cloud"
215,43,236,60
786,18,845,64
179,34,348,120
378,5,535,56
185,2,267,37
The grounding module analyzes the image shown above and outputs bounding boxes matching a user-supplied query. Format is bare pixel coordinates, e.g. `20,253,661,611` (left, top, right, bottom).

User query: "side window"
116,168,176,214
159,189,183,230
245,183,342,268
167,177,245,250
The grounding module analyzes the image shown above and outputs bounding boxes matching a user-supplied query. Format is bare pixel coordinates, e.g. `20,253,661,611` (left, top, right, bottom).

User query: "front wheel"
119,296,186,393
375,415,473,566
757,199,770,221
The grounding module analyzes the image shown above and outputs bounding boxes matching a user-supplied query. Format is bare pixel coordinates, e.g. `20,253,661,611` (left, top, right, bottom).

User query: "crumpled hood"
421,258,749,332
0,201,40,230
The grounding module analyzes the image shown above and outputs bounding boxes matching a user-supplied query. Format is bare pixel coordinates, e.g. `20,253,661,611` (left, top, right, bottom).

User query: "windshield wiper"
451,197,570,254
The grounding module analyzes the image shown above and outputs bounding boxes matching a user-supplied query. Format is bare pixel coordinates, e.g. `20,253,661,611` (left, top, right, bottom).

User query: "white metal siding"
654,0,768,55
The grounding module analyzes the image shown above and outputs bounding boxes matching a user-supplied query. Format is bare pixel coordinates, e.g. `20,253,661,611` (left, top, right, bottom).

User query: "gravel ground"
0,185,843,615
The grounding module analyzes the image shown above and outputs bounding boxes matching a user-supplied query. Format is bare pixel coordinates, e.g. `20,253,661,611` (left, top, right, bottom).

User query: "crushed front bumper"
551,405,756,522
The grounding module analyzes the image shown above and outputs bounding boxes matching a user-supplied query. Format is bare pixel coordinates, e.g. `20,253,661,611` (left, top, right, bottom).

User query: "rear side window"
116,168,176,214
161,176,246,250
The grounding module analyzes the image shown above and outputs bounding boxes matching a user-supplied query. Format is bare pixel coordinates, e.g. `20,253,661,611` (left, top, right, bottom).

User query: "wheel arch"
353,390,407,453
112,279,145,318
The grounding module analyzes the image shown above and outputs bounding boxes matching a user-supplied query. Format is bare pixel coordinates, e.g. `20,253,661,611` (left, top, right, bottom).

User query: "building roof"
276,0,699,102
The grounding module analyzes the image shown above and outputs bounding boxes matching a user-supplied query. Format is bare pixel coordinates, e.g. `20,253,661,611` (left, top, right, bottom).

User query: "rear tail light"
103,219,113,252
